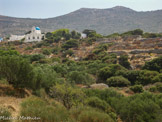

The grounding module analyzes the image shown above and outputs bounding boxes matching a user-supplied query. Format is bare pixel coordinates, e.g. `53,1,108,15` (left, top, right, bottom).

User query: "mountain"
0,6,162,36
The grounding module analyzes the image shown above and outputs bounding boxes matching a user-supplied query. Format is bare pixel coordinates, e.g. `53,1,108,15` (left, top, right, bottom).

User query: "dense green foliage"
0,56,34,88
143,56,162,72
130,85,144,93
107,76,131,87
0,29,162,122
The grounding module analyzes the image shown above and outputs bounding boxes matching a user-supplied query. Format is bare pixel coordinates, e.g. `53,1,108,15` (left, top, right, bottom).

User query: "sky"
0,0,162,18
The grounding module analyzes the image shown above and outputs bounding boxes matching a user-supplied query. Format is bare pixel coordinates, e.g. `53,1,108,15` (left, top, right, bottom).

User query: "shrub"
119,55,131,69
106,76,131,87
70,106,114,122
149,86,157,92
115,70,140,85
30,54,45,63
115,92,162,122
137,70,159,85
63,49,74,57
98,64,127,82
0,56,35,89
62,39,79,49
49,84,85,109
20,96,69,122
130,85,144,93
78,108,114,122
156,83,162,92
33,65,60,91
152,73,162,83
67,71,95,85
143,56,162,72
85,97,112,113
42,48,51,55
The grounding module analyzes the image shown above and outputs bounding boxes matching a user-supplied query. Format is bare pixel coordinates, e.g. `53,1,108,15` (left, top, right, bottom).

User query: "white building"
9,35,25,41
25,26,43,42
81,33,87,39
8,26,43,42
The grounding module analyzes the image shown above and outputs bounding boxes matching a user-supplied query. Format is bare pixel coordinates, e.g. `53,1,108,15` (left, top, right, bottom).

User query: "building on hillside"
81,33,87,39
25,26,43,42
9,35,25,41
8,26,43,42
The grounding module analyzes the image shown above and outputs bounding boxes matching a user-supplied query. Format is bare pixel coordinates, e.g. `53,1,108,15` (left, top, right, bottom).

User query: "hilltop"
1,6,162,36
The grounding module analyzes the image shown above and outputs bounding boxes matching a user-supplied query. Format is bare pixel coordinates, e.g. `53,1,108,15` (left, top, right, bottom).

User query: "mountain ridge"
0,6,162,36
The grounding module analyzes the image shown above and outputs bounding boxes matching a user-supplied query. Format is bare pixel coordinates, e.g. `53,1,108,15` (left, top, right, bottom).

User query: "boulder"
90,83,109,89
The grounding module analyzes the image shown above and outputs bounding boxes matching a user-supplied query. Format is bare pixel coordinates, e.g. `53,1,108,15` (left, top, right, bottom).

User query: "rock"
90,83,109,89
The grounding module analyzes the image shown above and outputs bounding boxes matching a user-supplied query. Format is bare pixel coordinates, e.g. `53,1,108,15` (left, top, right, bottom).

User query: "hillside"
1,6,162,36
0,29,162,121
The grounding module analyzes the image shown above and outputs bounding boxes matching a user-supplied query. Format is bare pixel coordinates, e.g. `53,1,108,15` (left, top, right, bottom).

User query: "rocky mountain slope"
0,6,162,36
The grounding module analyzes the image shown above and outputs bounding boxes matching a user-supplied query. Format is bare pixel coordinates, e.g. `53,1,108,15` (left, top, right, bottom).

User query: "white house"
25,26,43,42
81,33,87,39
9,35,25,41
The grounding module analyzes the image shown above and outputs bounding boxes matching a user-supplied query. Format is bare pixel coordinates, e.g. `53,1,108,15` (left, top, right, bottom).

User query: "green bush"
67,71,95,85
20,96,69,122
149,83,162,93
130,85,144,93
70,106,114,122
137,70,159,85
33,65,60,91
42,48,51,55
85,97,112,113
78,108,114,122
49,84,85,109
152,73,162,83
63,49,74,57
98,64,127,82
115,92,162,122
0,56,35,89
62,39,79,49
143,56,162,72
30,54,45,63
106,76,131,87
119,55,131,69
149,86,157,92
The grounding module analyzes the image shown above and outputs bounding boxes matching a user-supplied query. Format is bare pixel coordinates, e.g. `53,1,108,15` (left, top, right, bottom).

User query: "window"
37,37,39,39
28,37,30,40
33,37,35,39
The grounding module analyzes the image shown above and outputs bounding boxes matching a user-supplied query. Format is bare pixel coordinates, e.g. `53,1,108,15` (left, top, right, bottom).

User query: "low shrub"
70,106,114,122
85,97,112,113
130,85,144,93
106,76,131,87
20,96,69,122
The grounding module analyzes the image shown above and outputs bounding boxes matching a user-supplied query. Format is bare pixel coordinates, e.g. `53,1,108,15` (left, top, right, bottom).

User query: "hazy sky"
0,0,162,18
